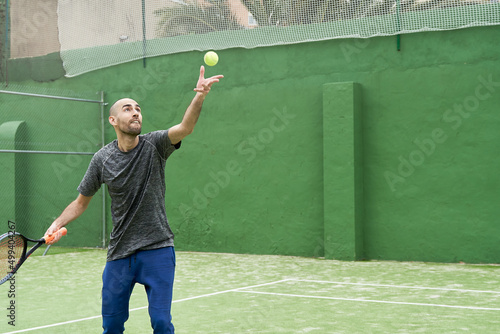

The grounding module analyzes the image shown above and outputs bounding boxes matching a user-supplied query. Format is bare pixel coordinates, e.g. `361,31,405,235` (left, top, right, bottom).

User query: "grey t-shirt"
77,130,180,262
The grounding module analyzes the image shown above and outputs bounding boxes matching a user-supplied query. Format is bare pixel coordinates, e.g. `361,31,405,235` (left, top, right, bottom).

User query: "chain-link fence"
3,0,500,78
0,84,107,248
0,0,8,82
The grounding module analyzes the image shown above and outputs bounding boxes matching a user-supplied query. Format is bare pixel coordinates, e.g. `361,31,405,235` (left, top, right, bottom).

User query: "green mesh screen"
0,84,106,248
5,1,500,76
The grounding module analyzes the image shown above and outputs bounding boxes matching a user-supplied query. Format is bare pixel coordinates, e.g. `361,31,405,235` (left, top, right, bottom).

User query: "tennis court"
2,1,500,334
1,249,499,333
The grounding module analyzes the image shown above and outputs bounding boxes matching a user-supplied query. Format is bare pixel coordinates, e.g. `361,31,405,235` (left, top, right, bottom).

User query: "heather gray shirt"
77,130,180,261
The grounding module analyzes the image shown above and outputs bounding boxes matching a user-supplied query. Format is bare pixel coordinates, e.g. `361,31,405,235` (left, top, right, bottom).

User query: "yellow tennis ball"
204,51,219,66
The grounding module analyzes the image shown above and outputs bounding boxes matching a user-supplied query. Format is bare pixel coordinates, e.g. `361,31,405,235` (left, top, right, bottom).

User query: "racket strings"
0,234,25,277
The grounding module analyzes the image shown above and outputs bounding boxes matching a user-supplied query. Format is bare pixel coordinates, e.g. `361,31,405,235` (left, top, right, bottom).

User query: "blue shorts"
102,247,176,334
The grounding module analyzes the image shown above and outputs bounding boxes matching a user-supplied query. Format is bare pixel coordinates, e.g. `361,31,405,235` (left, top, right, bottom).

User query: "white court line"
1,315,103,334
235,290,500,311
293,279,500,294
1,279,291,334
131,279,292,312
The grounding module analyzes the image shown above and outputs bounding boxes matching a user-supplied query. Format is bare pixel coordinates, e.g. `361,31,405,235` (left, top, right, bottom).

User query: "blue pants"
102,247,176,334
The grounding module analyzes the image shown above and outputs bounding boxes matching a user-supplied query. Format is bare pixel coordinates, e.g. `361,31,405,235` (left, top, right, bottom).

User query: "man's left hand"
194,66,224,95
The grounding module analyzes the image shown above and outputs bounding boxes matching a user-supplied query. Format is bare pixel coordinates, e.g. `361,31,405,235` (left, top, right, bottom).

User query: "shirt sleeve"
148,130,181,160
77,154,103,197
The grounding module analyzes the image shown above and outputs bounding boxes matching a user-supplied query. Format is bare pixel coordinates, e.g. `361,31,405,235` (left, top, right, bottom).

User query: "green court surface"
1,250,500,333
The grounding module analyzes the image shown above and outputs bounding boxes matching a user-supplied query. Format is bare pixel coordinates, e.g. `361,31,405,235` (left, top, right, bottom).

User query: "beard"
119,122,142,136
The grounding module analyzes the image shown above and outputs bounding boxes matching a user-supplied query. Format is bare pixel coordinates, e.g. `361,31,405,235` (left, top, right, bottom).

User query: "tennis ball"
204,51,219,66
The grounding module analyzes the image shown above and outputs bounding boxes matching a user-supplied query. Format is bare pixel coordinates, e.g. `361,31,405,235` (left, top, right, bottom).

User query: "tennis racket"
0,227,67,285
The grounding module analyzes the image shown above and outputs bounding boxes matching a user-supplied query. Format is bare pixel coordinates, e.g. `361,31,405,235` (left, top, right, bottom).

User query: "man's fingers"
194,80,218,91
209,75,224,80
194,86,211,93
193,72,222,93
45,228,56,237
205,78,220,86
44,233,58,245
45,228,66,245
199,65,205,80
206,80,217,87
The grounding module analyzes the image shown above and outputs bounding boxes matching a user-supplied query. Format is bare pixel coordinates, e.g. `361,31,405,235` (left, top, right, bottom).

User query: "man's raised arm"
168,66,223,145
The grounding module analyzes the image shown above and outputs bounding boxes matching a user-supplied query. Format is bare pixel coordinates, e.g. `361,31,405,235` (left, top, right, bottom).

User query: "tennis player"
44,66,223,334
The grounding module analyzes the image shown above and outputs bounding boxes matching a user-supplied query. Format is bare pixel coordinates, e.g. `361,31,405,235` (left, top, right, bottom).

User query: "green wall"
2,25,499,263
0,92,104,246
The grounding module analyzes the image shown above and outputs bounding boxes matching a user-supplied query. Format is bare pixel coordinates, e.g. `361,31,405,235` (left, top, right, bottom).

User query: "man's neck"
117,133,139,152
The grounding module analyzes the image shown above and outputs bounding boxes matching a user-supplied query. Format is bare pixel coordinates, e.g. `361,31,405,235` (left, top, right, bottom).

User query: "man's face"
110,98,142,136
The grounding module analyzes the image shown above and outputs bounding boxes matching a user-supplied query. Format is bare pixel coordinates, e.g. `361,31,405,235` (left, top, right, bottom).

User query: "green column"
323,82,363,260
0,121,26,227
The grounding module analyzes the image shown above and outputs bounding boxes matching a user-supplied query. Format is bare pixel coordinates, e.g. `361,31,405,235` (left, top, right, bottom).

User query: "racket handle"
44,227,67,244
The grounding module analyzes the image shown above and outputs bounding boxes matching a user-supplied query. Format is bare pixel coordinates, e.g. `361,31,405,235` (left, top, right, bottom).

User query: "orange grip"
44,227,67,244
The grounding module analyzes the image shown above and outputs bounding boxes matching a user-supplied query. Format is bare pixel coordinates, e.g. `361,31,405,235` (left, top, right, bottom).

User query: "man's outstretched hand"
194,66,223,96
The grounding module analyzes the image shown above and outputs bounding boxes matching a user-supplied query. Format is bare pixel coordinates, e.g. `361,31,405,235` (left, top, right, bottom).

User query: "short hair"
109,98,138,116
109,100,121,116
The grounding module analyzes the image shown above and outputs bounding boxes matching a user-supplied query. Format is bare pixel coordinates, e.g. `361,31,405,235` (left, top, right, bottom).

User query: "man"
44,66,223,333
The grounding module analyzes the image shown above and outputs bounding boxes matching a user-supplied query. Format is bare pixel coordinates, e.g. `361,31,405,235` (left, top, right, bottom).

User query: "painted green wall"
0,92,104,246
2,25,499,263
